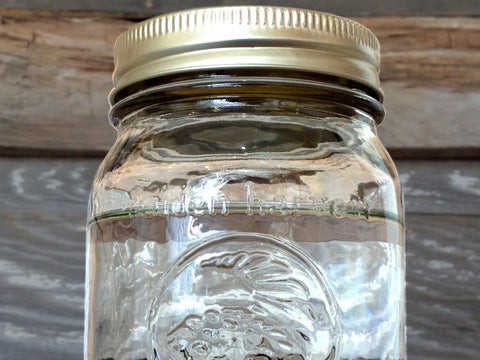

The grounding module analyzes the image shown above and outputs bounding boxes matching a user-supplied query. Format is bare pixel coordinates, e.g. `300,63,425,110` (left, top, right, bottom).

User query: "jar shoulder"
90,125,401,220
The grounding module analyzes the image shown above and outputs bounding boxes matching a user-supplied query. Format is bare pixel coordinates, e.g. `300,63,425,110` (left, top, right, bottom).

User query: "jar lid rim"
112,6,382,100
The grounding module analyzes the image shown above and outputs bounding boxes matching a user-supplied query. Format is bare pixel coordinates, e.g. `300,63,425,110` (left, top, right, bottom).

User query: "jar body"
85,79,405,360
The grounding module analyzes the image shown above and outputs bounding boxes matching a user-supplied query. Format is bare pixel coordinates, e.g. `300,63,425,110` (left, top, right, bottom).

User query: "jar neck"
109,70,384,129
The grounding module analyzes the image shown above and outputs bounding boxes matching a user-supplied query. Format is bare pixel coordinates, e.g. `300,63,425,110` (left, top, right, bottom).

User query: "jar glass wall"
85,7,405,360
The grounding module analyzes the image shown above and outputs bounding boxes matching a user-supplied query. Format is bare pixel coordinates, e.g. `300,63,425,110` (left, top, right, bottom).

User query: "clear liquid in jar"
85,211,405,360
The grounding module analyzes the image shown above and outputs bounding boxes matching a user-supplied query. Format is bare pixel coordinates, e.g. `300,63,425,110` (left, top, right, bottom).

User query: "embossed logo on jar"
148,233,340,360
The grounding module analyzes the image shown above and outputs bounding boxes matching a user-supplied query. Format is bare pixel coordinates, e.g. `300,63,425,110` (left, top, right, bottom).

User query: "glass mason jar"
85,7,405,360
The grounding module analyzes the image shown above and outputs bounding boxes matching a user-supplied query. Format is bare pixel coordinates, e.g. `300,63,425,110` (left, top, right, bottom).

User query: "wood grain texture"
0,16,479,157
397,161,480,216
0,158,479,359
0,16,122,156
0,159,94,359
2,0,480,18
405,214,480,360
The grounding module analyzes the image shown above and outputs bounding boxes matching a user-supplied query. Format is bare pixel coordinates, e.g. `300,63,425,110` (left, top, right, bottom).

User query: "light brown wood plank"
2,0,480,18
379,82,480,158
1,16,479,157
0,158,479,359
362,17,480,156
0,16,123,156
364,17,480,88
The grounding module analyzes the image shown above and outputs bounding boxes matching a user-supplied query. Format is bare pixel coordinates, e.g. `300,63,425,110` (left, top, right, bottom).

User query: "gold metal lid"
112,6,382,101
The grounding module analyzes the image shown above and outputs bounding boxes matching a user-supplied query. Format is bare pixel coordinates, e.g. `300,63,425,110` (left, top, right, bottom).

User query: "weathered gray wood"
405,214,480,360
0,216,85,359
0,159,479,216
397,161,480,216
0,159,479,359
0,160,94,359
0,16,479,157
2,0,480,17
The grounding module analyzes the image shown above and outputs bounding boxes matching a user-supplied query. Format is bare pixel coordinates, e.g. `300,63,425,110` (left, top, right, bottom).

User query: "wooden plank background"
1,15,479,157
0,1,479,359
2,0,480,17
1,160,479,359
